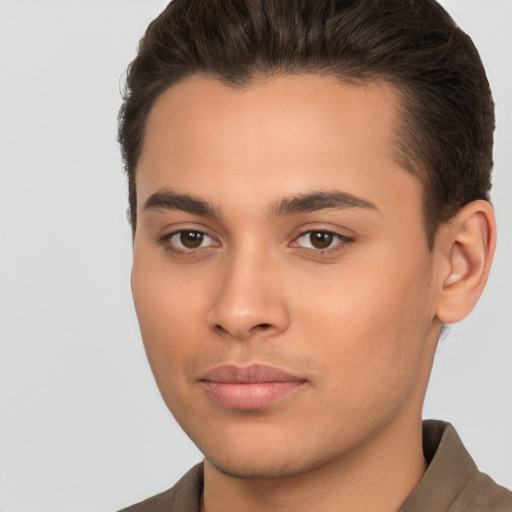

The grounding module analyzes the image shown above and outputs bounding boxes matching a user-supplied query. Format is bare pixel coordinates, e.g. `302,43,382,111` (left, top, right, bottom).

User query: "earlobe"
435,200,496,324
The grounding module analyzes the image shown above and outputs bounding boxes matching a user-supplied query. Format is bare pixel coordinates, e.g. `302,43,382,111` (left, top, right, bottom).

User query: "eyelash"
158,229,218,257
290,230,354,256
158,229,353,257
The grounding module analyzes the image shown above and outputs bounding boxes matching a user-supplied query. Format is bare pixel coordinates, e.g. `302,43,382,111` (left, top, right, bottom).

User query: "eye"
292,230,352,251
160,229,218,252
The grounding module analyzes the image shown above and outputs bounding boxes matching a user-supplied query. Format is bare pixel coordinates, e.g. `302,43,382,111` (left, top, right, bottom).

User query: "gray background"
0,1,510,511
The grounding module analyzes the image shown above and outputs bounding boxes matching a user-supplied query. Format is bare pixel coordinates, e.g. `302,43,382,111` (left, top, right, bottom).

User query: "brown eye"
309,231,333,249
160,229,218,254
163,230,216,252
293,229,352,253
179,230,204,248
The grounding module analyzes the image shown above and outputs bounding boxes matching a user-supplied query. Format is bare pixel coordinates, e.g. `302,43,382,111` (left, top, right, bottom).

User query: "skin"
131,75,495,512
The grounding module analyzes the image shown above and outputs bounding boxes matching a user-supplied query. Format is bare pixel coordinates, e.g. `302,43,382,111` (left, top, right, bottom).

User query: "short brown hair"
118,0,494,246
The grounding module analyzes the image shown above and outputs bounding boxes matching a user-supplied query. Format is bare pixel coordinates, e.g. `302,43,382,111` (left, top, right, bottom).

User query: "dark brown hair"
118,0,494,246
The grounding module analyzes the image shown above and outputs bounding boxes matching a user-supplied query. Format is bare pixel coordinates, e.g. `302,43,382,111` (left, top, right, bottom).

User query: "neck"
201,415,427,512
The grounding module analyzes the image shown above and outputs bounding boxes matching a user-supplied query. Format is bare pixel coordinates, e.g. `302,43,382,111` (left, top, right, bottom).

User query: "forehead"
137,75,420,218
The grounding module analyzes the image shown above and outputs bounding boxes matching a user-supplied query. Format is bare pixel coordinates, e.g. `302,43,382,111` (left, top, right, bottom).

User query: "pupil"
180,231,203,248
311,231,333,249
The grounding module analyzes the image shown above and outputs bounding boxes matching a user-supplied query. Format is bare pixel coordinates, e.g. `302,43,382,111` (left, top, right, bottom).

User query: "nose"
206,250,290,342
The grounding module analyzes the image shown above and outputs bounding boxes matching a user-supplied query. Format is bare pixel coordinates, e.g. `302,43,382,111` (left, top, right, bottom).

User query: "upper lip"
200,364,305,383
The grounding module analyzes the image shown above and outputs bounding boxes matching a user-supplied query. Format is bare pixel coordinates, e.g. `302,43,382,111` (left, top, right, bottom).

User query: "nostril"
214,324,229,334
254,323,272,330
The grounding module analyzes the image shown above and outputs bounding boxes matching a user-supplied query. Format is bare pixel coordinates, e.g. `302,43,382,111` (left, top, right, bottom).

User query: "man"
117,0,512,510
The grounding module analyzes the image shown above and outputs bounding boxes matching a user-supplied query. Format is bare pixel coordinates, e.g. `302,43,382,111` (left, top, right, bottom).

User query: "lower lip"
202,381,305,409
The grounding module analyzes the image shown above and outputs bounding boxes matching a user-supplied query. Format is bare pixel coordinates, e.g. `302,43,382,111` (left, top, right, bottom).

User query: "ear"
434,200,496,324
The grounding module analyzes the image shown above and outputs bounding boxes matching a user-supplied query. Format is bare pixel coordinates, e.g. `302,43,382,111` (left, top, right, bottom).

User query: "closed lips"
200,364,307,409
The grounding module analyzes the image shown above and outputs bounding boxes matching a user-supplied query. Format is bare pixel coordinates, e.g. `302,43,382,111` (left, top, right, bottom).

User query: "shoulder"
400,421,512,512
117,463,204,512
458,471,512,512
436,422,512,511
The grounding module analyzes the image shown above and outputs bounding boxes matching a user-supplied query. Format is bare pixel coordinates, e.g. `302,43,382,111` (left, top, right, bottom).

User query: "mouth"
200,364,307,410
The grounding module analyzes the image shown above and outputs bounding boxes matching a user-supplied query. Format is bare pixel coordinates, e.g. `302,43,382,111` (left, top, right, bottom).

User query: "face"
132,75,442,478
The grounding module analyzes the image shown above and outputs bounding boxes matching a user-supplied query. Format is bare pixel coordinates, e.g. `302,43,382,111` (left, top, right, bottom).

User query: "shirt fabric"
119,420,512,511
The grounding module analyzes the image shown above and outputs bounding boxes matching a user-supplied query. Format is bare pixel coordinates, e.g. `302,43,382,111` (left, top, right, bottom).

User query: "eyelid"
289,227,354,253
155,223,353,257
157,226,221,254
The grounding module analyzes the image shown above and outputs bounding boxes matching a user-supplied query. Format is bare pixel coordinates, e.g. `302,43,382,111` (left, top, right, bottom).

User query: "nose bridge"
207,242,289,340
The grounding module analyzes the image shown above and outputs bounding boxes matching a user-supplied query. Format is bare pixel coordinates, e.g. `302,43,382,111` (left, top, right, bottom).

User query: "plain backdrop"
0,1,511,511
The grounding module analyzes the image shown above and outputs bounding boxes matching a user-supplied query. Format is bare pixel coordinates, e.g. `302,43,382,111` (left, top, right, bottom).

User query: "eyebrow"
143,189,219,217
142,188,378,218
269,191,378,218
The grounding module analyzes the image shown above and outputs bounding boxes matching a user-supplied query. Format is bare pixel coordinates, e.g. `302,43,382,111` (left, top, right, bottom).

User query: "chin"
205,452,313,480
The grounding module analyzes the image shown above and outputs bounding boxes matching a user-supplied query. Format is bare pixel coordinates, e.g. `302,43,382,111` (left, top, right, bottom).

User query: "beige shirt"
119,420,512,512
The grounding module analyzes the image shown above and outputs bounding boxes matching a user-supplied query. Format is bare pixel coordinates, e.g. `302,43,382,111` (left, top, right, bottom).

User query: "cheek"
131,254,205,385
131,270,205,426
292,245,435,395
